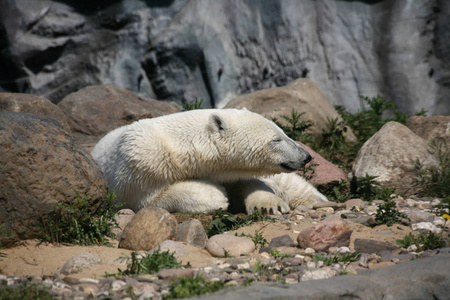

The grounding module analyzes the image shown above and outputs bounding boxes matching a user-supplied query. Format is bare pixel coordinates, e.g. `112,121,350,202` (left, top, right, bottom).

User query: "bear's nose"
305,153,312,164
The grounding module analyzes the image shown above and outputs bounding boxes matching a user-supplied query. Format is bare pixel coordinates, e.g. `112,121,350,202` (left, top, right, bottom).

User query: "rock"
352,122,439,196
225,78,355,141
411,222,441,234
406,115,450,144
206,235,255,257
118,207,177,251
299,268,337,282
156,269,193,281
298,218,353,251
170,250,450,300
175,219,208,249
1,1,450,116
298,143,349,187
60,253,102,275
312,201,345,210
345,199,366,210
112,209,135,241
315,207,334,215
58,85,180,151
406,210,435,224
149,240,189,258
0,112,107,246
260,235,295,253
353,238,399,254
0,93,71,131
268,235,295,248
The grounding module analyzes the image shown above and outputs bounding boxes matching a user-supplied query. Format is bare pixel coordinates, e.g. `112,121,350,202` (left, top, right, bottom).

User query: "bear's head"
207,109,311,179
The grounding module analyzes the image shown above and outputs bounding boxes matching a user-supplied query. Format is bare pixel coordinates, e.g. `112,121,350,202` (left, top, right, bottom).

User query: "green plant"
272,109,313,142
373,198,409,227
164,274,226,299
313,252,361,266
206,209,276,237
317,117,348,163
269,249,291,259
106,248,189,277
182,98,205,111
413,140,450,198
40,192,123,246
0,281,54,300
318,174,396,203
396,231,447,251
237,231,268,248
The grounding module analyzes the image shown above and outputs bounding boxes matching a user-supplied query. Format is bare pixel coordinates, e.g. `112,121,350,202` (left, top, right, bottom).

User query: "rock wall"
1,0,449,115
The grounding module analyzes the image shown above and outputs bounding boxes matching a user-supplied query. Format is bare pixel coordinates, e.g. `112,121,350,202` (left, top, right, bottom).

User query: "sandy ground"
0,220,412,279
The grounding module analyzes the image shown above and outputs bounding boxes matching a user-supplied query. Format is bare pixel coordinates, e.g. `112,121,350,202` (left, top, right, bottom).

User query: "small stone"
268,235,295,248
260,252,271,259
79,278,100,284
298,218,353,251
304,248,315,254
148,240,189,258
111,280,127,291
119,207,177,251
60,253,102,275
300,268,337,281
291,214,305,221
407,244,418,252
157,269,193,280
112,209,135,240
412,222,440,233
176,219,208,249
313,201,345,209
316,207,334,215
365,205,379,215
345,199,366,210
206,234,255,257
406,210,434,223
354,238,399,254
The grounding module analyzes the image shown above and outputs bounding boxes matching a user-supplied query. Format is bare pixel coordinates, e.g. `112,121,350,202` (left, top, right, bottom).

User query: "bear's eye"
272,137,282,143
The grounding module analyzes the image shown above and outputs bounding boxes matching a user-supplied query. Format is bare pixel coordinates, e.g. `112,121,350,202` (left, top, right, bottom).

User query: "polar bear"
91,109,327,214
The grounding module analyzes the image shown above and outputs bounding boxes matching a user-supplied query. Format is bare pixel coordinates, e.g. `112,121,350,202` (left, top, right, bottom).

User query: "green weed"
272,109,313,143
396,231,447,251
237,231,268,248
206,209,276,238
318,174,396,203
106,247,189,277
373,198,409,227
183,98,205,111
413,140,450,198
164,274,226,299
313,252,361,266
0,281,54,300
269,249,291,259
432,196,450,216
39,192,122,246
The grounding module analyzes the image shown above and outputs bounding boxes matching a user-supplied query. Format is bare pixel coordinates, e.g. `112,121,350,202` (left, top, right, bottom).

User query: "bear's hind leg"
260,173,328,208
151,181,229,213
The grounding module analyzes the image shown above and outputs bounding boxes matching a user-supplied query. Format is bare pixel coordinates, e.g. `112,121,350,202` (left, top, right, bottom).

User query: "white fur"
91,109,327,214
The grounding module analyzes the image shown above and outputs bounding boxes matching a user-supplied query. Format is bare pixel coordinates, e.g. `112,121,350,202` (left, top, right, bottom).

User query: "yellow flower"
443,214,450,220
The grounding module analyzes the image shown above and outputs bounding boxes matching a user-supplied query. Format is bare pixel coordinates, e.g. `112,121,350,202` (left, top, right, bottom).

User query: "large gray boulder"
57,84,180,151
0,112,107,246
352,121,439,196
191,249,450,300
1,1,449,115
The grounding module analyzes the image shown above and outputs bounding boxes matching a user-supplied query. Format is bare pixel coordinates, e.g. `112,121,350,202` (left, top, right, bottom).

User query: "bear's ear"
208,113,228,132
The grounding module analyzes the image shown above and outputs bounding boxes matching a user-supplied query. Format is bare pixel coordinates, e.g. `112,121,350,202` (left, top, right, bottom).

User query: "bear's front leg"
224,179,290,215
152,180,229,213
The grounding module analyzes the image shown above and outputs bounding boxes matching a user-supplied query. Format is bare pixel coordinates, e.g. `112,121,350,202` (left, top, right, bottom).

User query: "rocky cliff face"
1,0,449,115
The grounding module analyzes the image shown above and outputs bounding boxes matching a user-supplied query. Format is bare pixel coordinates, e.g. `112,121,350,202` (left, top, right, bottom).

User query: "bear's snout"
305,153,312,164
